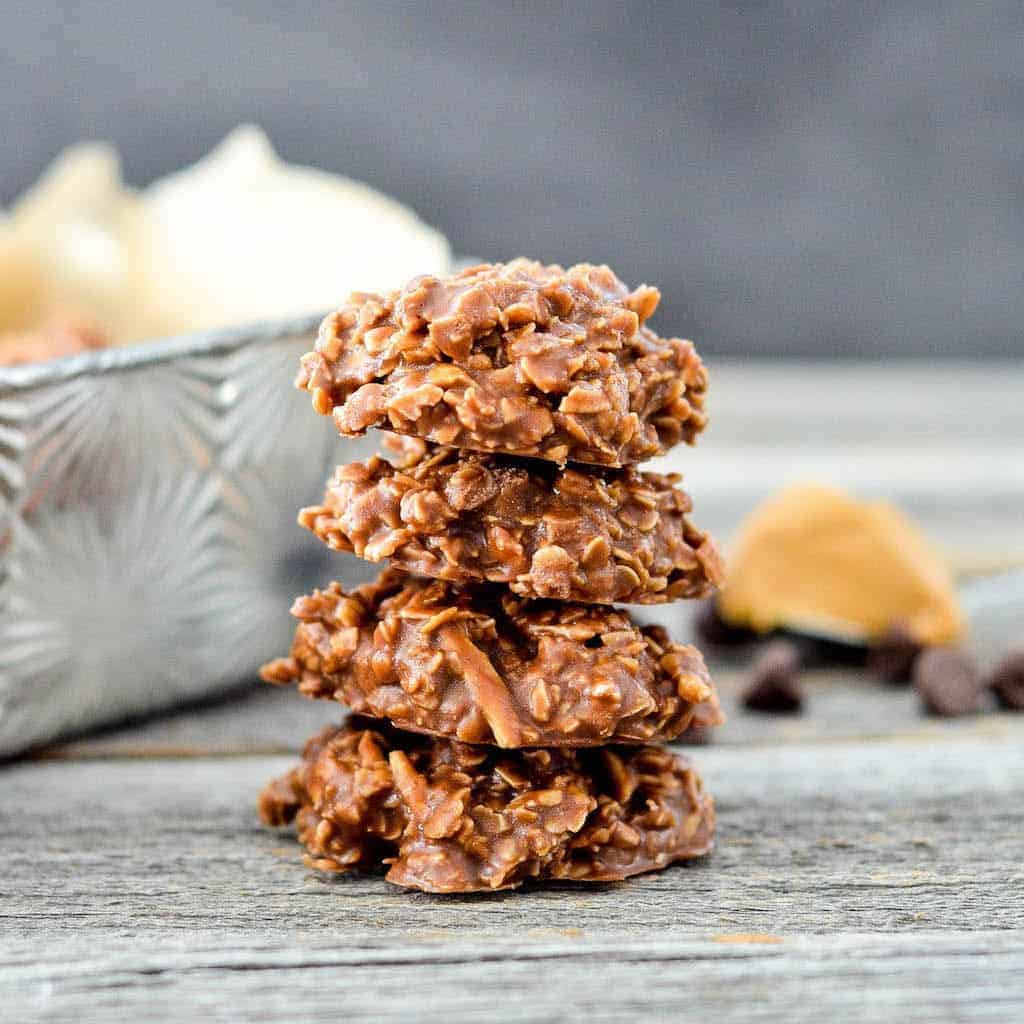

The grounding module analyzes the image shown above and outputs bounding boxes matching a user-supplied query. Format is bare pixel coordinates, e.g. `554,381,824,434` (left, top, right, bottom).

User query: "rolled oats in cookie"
299,436,723,605
259,717,716,892
296,259,708,466
261,569,722,748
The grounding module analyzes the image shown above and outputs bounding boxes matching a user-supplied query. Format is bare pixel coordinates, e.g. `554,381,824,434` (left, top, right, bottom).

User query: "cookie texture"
300,436,722,605
296,259,707,466
261,570,721,748
259,718,716,892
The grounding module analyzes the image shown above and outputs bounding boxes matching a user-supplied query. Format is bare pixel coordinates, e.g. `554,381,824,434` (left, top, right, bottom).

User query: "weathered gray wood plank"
2,731,1023,1021
2,932,1022,1024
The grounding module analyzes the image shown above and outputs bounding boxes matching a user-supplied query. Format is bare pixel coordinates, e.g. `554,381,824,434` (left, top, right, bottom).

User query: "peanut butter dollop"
718,482,964,645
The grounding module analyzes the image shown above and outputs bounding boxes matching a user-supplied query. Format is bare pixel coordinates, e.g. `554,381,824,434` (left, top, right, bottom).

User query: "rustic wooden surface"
3,361,1024,1022
3,676,1023,1023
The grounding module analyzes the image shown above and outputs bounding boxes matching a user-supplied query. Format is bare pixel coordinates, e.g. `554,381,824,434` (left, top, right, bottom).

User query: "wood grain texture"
2,932,1023,1024
3,725,1023,1022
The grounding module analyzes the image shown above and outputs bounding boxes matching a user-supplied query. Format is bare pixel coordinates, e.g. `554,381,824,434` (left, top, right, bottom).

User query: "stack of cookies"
259,259,725,893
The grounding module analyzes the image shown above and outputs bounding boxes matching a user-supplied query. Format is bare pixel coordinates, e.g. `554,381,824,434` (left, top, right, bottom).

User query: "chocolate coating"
261,570,722,748
259,718,716,893
297,260,707,466
300,436,722,605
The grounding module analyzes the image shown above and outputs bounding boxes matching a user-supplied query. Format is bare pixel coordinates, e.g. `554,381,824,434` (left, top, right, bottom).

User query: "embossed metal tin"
0,316,376,756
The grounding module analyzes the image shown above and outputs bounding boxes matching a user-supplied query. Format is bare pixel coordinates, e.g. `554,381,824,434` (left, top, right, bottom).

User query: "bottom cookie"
260,718,715,893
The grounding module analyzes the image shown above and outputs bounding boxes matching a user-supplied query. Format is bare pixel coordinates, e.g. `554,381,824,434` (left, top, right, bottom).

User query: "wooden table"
3,670,1023,1023
3,362,1023,1022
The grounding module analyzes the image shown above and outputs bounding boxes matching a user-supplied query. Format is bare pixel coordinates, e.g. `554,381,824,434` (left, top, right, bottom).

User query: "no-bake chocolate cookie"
261,570,721,748
296,259,707,466
299,436,723,605
259,717,716,892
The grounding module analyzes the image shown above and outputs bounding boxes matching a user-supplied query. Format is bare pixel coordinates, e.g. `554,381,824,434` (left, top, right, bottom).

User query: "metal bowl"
0,315,377,756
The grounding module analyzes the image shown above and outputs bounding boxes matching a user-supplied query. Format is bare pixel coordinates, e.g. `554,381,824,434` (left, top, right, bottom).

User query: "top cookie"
297,259,707,466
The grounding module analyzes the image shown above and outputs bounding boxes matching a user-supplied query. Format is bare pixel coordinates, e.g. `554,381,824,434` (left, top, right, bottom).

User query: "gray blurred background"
3,0,1022,357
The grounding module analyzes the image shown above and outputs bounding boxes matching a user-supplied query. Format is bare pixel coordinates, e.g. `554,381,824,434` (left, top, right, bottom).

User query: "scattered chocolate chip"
693,598,758,649
987,648,1024,711
867,624,924,685
913,648,981,716
742,641,804,714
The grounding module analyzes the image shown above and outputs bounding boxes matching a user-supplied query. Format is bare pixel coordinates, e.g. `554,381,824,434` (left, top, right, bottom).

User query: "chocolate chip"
867,624,923,685
742,641,804,714
987,648,1024,711
913,648,981,716
693,599,758,649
